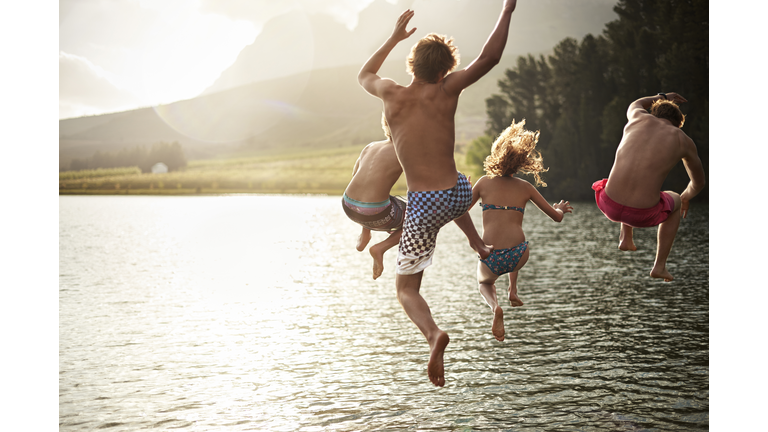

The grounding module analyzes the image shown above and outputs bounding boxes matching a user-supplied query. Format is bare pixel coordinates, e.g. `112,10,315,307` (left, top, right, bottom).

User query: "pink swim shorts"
592,179,676,228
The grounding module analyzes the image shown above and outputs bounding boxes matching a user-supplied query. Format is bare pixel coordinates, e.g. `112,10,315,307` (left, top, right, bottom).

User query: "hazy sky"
59,0,394,119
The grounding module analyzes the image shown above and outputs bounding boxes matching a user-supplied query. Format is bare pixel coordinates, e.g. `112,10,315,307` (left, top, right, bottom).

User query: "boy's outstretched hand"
504,0,518,12
391,9,417,42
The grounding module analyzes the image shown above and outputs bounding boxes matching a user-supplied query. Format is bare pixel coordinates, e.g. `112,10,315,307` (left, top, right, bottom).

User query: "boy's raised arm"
627,92,688,120
443,0,517,95
358,9,417,97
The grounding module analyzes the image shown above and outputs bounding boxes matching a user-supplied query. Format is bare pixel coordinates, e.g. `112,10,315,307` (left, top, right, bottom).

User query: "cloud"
59,52,144,119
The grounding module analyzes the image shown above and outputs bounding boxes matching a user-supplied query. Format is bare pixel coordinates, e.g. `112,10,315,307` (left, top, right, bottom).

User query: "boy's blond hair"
406,33,460,83
483,119,548,187
381,112,392,141
650,99,686,128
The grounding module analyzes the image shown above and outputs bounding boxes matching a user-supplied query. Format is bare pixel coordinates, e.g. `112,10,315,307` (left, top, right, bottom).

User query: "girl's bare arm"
526,182,572,222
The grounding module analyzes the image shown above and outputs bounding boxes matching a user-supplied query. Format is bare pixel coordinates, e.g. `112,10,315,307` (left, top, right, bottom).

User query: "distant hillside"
59,55,521,171
203,0,618,95
59,0,619,171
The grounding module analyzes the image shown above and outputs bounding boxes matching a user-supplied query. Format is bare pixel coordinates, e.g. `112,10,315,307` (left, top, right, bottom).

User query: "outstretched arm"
627,92,688,121
442,0,517,95
679,136,706,218
358,9,417,98
527,182,572,222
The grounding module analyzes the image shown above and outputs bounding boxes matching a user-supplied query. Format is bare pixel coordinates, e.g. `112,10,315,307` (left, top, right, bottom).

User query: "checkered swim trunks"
396,173,473,275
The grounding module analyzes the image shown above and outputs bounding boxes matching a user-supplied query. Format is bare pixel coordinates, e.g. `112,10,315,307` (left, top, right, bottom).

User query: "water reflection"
60,195,708,431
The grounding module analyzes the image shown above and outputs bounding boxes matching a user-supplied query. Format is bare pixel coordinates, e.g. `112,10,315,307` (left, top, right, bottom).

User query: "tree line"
467,0,708,201
69,141,188,173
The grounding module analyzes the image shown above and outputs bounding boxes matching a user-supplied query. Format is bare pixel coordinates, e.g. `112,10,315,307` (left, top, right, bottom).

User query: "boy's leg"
453,212,492,259
619,223,637,251
651,191,682,281
477,262,504,341
370,229,402,280
395,272,449,387
357,227,372,251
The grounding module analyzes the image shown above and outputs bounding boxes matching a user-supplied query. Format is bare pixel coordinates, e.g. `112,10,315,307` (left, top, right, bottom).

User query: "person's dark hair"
406,33,459,83
650,99,685,128
484,119,548,187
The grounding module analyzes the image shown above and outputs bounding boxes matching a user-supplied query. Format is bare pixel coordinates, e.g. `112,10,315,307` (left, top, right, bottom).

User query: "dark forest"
467,0,708,201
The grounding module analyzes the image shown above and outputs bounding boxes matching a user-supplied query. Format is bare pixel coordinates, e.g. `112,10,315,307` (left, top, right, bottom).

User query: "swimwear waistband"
343,193,390,208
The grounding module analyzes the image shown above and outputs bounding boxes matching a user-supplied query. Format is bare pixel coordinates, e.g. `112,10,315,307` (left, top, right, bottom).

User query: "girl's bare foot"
492,306,505,341
369,244,385,280
428,331,450,387
508,289,524,307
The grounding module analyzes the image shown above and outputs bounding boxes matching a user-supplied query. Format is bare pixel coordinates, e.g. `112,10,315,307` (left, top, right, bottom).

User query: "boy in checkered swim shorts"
358,2,517,386
396,172,473,275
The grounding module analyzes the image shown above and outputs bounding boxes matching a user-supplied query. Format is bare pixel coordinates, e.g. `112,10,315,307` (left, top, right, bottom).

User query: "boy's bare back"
345,140,403,203
382,81,461,192
606,93,702,209
358,1,517,193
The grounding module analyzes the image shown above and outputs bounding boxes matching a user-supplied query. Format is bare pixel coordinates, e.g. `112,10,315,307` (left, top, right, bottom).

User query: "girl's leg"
508,248,530,307
477,261,504,341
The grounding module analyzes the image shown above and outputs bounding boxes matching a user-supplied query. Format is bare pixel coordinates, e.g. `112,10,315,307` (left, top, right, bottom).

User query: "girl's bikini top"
480,203,525,214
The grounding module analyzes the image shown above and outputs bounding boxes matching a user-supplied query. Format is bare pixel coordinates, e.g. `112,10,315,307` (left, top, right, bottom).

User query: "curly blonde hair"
483,119,548,187
407,33,460,83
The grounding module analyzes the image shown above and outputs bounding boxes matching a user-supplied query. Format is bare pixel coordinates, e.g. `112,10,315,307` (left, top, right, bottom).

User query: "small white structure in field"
151,162,168,174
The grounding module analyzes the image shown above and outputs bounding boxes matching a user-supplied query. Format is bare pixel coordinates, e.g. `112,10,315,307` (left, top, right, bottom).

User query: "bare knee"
396,273,423,298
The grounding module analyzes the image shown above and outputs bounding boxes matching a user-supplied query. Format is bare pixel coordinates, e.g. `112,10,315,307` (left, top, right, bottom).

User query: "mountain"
203,0,618,94
59,57,514,170
59,0,618,170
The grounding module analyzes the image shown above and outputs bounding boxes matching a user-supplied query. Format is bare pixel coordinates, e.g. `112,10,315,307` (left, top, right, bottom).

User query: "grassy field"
60,145,482,196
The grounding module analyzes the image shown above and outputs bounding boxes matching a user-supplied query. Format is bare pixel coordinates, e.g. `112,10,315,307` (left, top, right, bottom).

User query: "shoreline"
59,187,410,196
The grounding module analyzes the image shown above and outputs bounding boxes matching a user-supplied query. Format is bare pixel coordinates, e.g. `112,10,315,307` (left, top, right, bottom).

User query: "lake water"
59,195,708,431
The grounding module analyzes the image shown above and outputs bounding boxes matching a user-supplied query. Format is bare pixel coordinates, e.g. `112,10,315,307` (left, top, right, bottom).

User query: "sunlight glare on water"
59,195,708,431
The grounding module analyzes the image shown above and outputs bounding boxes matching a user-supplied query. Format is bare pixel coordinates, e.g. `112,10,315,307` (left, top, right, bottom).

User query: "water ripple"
60,196,708,431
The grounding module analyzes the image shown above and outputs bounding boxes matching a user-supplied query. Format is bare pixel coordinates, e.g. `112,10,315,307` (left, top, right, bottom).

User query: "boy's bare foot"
618,238,637,251
356,229,371,251
369,243,385,280
650,266,674,282
619,225,637,251
428,331,450,387
508,289,524,307
492,306,505,341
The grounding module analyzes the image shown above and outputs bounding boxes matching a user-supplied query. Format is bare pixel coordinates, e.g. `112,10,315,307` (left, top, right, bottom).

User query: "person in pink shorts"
593,92,706,281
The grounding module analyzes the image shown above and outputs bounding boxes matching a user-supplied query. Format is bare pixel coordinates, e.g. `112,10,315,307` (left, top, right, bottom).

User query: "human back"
606,102,691,209
474,176,528,249
344,139,402,203
384,81,460,192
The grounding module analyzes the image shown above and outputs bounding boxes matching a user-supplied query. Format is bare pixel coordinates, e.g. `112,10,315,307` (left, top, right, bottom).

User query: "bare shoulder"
675,128,698,155
511,176,534,189
473,175,490,191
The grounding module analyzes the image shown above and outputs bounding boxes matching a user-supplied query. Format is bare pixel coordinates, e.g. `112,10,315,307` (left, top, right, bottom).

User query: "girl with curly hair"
470,119,573,341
